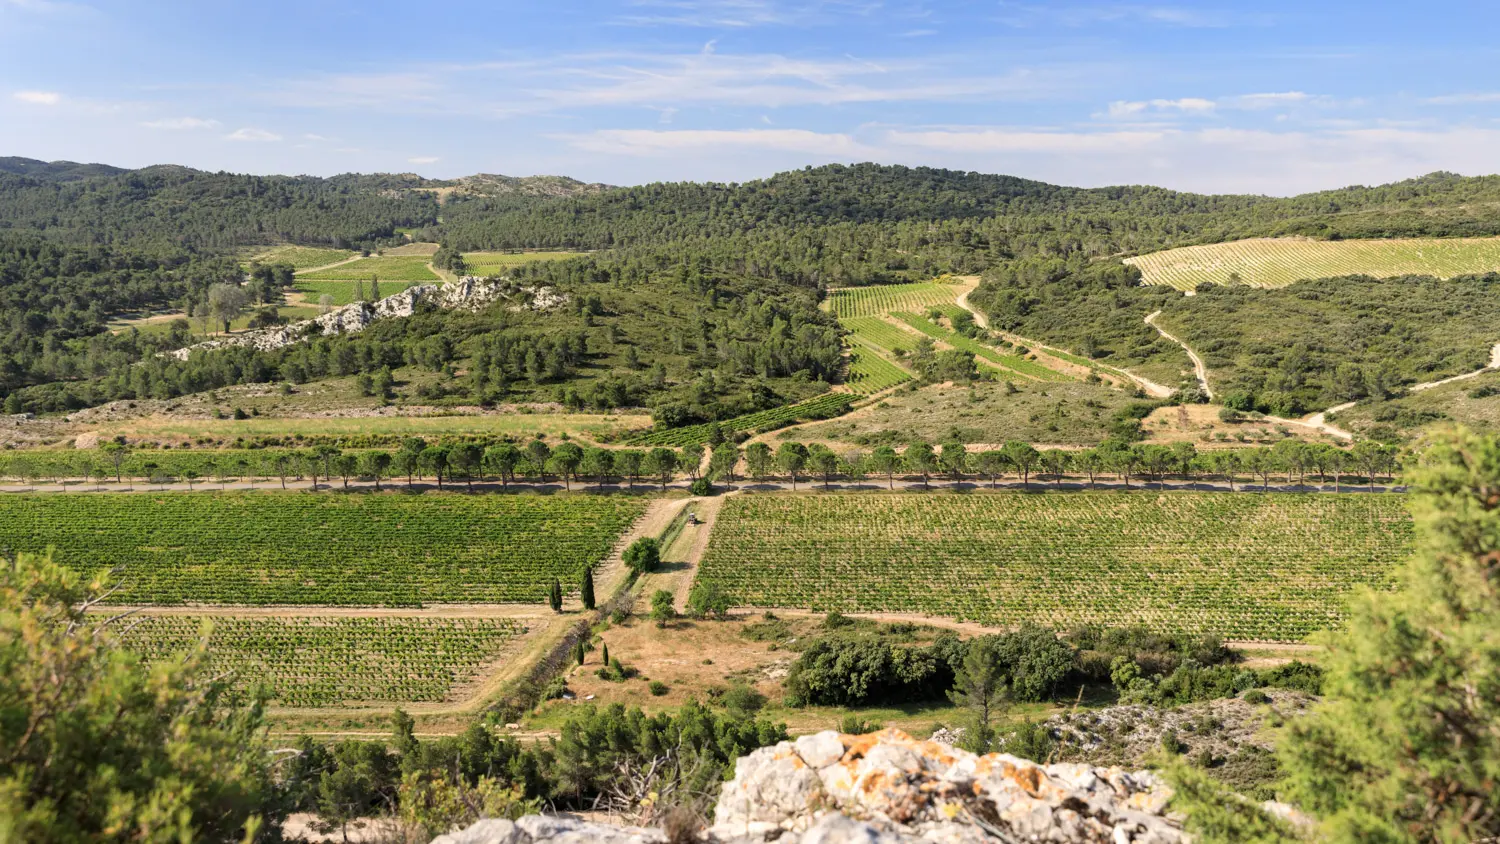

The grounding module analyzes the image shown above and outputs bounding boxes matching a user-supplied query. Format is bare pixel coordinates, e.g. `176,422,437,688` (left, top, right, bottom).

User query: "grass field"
244,245,356,271
698,493,1412,640
293,279,427,305
0,494,646,605
465,251,581,276
118,615,526,706
298,255,441,282
796,380,1144,446
827,282,967,318
1127,236,1500,290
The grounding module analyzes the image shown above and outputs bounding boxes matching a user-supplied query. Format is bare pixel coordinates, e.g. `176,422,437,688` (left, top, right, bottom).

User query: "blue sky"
3,0,1500,194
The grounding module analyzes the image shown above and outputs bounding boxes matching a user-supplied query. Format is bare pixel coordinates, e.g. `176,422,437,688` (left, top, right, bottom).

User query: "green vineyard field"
298,255,441,282
1126,236,1500,290
294,279,427,305
117,615,526,706
0,494,645,606
626,393,854,446
893,312,1071,382
698,493,1413,640
828,282,964,318
845,338,912,395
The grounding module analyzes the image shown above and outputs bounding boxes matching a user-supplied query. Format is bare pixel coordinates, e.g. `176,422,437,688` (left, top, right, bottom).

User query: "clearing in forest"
298,255,442,281
698,492,1413,641
1127,236,1500,290
464,250,582,276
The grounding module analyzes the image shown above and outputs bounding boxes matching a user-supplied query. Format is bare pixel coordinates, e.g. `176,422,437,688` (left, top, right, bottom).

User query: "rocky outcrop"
435,730,1184,843
166,279,566,360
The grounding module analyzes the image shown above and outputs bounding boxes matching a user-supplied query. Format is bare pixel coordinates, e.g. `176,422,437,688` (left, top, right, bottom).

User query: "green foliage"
701,493,1412,640
1166,760,1299,844
0,493,644,606
1276,429,1500,841
650,589,676,627
784,634,963,707
0,552,278,842
623,537,662,576
686,582,733,619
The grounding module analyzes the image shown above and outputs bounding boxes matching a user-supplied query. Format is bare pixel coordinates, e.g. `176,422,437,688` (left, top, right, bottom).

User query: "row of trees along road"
2,436,1401,493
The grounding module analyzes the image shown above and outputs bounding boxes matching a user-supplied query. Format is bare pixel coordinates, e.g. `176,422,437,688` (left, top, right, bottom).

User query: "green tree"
580,566,596,611
0,552,279,842
949,636,1007,754
1001,440,1040,489
622,537,661,575
360,450,392,491
549,442,584,491
333,452,359,490
744,442,772,482
869,445,901,489
613,449,643,490
580,447,614,491
904,441,938,490
650,589,677,628
939,440,968,485
548,579,563,613
642,447,678,491
392,449,419,489
1274,429,1500,841
686,582,733,619
775,442,809,490
483,443,521,489
808,444,840,490
448,442,483,492
709,443,741,488
420,445,451,490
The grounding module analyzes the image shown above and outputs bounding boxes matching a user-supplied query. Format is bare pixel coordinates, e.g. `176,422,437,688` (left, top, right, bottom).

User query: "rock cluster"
167,279,565,360
434,729,1185,843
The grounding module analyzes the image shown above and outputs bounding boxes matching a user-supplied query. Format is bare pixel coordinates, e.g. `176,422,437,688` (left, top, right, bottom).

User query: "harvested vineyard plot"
465,251,581,276
1127,236,1500,290
298,255,441,281
828,282,966,318
294,279,426,305
699,493,1412,641
117,615,526,706
627,393,853,446
245,245,356,270
0,494,646,605
894,313,1071,382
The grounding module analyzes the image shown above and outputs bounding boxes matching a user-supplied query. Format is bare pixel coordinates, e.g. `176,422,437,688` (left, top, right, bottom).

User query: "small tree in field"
580,566,596,610
548,579,563,613
622,537,661,575
650,589,676,628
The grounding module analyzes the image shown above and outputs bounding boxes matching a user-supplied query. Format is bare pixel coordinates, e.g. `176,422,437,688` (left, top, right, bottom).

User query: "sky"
4,0,1500,195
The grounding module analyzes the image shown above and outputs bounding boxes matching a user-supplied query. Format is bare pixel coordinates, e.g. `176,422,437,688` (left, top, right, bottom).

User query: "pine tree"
548,579,562,613
581,566,596,610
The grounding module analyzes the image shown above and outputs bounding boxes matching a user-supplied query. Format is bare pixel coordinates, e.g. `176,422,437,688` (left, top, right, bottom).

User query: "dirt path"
953,283,1169,396
591,497,689,603
1408,340,1500,393
293,255,364,276
1145,310,1210,400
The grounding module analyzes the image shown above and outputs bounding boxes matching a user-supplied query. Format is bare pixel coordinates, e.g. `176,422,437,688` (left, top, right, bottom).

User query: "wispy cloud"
613,0,880,28
12,90,61,105
141,116,220,130
407,156,440,164
558,127,874,157
1101,91,1333,120
996,3,1249,28
225,127,281,142
1423,92,1500,105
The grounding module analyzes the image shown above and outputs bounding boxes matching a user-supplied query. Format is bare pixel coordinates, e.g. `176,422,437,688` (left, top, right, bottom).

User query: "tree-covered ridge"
0,165,442,250
0,156,126,182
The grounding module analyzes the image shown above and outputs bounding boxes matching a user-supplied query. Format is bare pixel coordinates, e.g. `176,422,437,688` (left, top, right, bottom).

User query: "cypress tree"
601,642,609,666
574,639,586,665
549,579,562,613
581,566,596,610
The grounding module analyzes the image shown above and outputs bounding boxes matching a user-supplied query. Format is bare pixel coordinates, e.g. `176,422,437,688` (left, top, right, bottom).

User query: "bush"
689,477,713,496
784,634,963,707
686,582,733,619
650,589,676,627
622,537,661,575
722,683,767,718
649,681,668,696
1242,689,1270,705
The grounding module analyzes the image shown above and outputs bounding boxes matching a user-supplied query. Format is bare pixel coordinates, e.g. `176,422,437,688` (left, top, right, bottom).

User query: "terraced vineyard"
699,493,1413,640
0,494,645,605
828,282,966,318
893,313,1071,382
1126,236,1500,290
845,338,913,395
626,393,854,446
117,615,526,706
298,255,441,282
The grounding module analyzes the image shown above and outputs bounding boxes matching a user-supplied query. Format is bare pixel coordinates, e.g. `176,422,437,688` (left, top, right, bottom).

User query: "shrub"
622,537,662,575
686,582,733,619
722,683,767,718
650,589,676,627
649,681,668,697
1242,689,1269,705
689,477,713,496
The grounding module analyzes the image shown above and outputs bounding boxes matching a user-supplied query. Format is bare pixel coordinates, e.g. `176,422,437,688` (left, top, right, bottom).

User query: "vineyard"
294,279,426,305
1126,236,1500,290
625,393,854,446
298,255,441,282
116,615,526,706
893,313,1071,382
698,493,1413,640
0,494,645,605
845,338,913,395
464,251,581,276
245,245,355,271
828,282,965,318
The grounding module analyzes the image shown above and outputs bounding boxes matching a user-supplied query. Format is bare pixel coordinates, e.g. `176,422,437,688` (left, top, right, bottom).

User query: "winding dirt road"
1145,310,1211,401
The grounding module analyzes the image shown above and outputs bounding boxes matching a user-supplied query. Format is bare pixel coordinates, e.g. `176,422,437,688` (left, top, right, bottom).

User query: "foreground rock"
436,729,1184,843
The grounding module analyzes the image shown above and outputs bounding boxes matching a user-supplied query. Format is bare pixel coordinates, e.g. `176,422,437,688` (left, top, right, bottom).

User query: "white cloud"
12,90,60,105
559,127,874,157
225,127,282,142
408,156,440,164
141,116,220,130
613,0,881,28
997,3,1244,28
1233,91,1311,108
1424,92,1500,105
1105,97,1215,118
